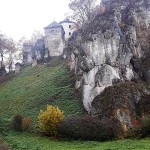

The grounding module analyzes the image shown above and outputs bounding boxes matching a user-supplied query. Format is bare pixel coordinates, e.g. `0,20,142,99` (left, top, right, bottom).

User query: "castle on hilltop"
23,19,78,65
44,19,78,57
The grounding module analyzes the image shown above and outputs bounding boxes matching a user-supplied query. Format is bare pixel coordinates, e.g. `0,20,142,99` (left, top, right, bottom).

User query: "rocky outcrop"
66,0,150,126
92,81,150,127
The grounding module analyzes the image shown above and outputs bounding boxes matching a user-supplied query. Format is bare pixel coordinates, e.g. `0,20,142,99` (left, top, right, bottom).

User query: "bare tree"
69,0,97,25
15,36,27,63
0,33,16,72
0,34,6,66
0,33,9,67
5,38,16,72
31,30,44,44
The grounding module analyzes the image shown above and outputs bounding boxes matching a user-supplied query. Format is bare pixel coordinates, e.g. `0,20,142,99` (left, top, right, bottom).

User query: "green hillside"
0,59,149,150
0,59,84,124
3,132,150,150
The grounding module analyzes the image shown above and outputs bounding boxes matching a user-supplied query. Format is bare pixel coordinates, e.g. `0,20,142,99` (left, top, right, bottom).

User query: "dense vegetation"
0,59,149,149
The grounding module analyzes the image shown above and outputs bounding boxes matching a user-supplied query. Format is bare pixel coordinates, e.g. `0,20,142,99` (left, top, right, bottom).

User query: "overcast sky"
0,0,70,41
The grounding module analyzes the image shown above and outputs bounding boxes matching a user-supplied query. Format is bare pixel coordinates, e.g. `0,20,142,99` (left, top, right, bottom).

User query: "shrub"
12,115,32,131
57,115,124,141
129,116,150,138
22,117,32,131
140,116,150,137
139,95,150,116
38,105,64,136
12,115,23,131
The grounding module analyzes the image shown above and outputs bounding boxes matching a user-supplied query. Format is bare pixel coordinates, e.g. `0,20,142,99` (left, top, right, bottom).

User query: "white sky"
0,0,70,41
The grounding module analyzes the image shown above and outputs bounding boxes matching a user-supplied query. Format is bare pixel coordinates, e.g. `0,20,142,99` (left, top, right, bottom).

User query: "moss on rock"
92,81,149,126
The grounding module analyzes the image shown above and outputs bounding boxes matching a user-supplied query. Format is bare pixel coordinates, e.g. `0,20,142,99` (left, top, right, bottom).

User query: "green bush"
57,115,124,141
38,105,64,136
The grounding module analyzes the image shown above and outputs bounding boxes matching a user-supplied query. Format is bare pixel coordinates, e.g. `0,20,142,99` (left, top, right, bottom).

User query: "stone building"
22,19,78,64
59,19,78,40
44,21,65,56
44,19,78,57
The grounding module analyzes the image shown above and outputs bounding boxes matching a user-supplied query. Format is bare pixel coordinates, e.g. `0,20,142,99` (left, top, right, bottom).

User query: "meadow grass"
0,60,149,150
0,61,84,124
3,131,150,150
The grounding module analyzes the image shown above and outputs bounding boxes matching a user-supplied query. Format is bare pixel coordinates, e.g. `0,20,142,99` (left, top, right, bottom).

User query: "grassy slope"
0,59,149,150
0,60,84,123
4,132,150,150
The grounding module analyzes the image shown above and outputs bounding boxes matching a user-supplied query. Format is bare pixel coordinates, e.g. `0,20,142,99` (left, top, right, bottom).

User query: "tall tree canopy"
31,30,44,44
69,0,97,25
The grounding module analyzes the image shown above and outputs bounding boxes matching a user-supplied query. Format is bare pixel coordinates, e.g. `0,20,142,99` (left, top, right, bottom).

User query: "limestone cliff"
66,0,150,127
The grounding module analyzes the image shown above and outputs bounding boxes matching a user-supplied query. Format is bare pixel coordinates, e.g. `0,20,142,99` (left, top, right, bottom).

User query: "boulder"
92,81,149,127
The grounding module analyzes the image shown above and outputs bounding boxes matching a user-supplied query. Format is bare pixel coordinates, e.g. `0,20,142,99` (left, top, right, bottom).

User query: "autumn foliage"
38,105,64,136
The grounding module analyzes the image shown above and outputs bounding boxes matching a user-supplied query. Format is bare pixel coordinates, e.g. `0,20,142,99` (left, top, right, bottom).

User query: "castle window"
69,32,71,35
69,25,71,28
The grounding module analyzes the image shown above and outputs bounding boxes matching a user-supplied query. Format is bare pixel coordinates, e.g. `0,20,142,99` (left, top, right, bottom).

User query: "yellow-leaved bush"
38,105,64,136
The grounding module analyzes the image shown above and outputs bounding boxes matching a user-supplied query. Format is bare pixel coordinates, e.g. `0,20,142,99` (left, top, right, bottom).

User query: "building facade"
59,19,78,40
44,21,65,56
44,19,78,57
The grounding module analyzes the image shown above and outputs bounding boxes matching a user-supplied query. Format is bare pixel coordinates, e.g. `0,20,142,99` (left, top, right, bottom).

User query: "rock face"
92,81,150,127
23,39,49,66
66,0,150,126
15,63,22,74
